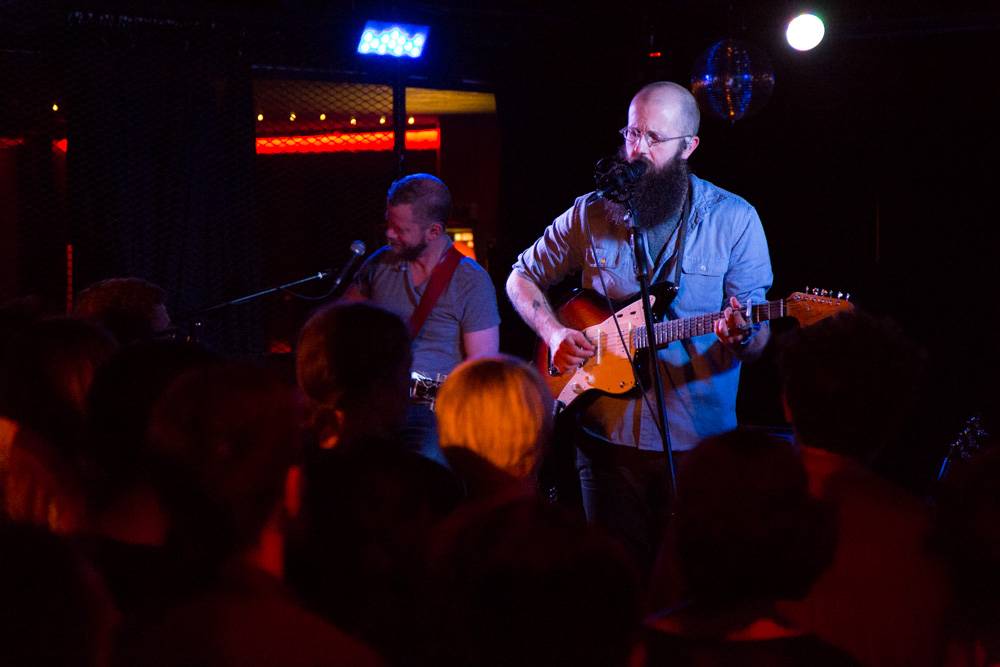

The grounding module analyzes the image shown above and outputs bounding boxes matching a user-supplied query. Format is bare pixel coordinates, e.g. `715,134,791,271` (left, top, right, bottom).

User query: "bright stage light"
357,21,430,59
786,13,825,51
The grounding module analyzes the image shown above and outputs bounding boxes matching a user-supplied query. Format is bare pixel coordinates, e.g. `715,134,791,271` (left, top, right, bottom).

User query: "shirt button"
599,258,607,266
699,264,707,271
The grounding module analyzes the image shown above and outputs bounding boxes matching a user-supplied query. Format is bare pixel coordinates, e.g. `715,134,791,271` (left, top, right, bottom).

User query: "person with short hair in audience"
932,443,1000,667
80,339,218,619
644,429,851,666
775,310,952,667
74,277,173,344
288,301,460,660
416,496,641,667
123,363,382,667
296,301,413,452
0,522,119,667
0,317,117,533
435,354,553,502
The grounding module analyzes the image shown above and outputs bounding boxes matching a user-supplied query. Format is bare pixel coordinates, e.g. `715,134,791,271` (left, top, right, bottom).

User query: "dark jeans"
401,401,450,470
576,433,682,578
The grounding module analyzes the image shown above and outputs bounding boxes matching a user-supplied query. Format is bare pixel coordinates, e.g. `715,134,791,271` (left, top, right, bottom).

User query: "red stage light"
255,129,440,155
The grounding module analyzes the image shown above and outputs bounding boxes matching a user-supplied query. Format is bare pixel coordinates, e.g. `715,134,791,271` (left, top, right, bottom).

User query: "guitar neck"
635,299,785,349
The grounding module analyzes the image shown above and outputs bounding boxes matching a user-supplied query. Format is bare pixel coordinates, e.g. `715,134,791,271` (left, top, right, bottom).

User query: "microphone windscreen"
621,159,648,183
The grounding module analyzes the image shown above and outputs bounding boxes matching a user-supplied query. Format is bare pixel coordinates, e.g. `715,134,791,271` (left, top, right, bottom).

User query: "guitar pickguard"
554,296,654,406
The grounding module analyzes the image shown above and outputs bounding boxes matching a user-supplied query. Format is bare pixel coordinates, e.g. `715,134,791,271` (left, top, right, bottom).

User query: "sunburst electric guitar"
534,285,853,409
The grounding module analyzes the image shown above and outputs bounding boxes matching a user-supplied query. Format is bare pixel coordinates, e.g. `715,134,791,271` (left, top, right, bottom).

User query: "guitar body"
534,283,678,407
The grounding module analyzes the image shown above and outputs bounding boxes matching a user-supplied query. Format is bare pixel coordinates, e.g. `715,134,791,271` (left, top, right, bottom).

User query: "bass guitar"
534,285,853,409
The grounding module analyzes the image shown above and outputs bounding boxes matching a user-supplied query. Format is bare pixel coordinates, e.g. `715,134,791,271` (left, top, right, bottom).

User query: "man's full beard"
610,153,690,229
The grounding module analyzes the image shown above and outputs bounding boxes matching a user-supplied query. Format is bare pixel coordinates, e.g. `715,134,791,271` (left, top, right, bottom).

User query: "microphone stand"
626,200,678,501
176,266,344,341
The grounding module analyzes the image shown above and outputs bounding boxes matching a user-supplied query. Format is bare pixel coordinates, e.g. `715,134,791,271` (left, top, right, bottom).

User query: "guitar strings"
592,302,784,354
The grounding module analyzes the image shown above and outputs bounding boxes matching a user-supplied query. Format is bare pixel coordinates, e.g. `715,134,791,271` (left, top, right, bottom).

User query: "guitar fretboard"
634,299,785,349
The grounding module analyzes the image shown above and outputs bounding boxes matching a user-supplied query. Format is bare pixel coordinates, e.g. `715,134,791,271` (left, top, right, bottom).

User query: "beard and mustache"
609,149,690,229
390,239,428,262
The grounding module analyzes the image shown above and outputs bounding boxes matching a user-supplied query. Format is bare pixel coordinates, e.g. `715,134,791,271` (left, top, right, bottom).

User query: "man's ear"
284,464,303,520
318,406,346,450
781,390,794,425
426,221,445,239
681,135,700,160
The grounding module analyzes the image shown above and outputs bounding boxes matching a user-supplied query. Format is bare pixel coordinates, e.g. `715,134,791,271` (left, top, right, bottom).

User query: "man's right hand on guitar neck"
548,327,595,375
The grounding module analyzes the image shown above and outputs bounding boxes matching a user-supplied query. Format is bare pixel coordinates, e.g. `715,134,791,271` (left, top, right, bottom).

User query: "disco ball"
691,39,775,122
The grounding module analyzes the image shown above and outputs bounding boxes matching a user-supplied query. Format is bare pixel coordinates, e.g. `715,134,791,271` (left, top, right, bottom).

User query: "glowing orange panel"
256,129,439,154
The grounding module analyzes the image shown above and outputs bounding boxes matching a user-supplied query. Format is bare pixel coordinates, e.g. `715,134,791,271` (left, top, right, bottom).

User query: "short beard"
610,151,690,229
392,240,428,262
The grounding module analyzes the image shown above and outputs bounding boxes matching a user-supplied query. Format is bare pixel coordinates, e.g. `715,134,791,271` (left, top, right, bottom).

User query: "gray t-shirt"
354,243,501,378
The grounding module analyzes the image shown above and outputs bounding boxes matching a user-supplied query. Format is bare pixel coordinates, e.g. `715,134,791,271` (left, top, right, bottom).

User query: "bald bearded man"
507,82,773,574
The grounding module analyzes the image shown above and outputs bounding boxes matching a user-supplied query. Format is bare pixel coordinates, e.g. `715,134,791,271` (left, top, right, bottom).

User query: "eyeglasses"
619,126,692,148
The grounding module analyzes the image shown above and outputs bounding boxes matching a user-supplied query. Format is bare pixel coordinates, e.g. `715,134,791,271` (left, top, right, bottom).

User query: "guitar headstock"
784,287,854,327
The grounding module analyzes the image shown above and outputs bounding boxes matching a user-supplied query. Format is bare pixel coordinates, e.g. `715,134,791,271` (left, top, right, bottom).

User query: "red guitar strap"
408,245,463,339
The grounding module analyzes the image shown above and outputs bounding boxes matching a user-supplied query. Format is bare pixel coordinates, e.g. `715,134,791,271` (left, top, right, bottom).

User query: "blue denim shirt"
512,174,773,451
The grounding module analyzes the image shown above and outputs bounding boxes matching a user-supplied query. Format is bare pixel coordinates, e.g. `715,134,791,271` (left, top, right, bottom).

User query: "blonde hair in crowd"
435,355,553,478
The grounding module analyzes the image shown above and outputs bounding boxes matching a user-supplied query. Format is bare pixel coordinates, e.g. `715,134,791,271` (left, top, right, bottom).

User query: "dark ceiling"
5,0,999,87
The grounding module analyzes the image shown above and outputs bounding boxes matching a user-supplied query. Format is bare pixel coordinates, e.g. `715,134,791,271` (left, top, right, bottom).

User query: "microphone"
592,156,648,204
329,240,366,294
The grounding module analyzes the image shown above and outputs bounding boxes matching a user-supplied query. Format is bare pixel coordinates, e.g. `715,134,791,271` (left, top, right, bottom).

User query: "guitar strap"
408,244,464,339
651,187,692,288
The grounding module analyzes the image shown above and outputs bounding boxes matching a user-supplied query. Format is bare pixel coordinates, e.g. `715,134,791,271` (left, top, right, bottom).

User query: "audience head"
147,363,303,566
296,302,411,449
0,317,117,453
671,429,835,606
84,339,219,511
933,442,1000,635
75,277,171,345
422,497,640,667
0,522,117,667
779,309,924,461
436,355,552,478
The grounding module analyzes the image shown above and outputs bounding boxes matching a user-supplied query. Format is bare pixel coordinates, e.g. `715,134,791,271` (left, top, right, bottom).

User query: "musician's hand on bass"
547,327,595,375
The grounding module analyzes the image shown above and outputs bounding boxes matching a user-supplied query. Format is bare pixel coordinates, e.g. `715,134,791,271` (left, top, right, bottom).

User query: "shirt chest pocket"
682,256,727,277
679,255,728,308
583,244,634,298
585,245,624,269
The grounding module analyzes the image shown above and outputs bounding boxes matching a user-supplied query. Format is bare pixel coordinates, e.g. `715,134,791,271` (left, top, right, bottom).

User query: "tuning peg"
805,285,811,293
845,292,851,301
837,291,844,299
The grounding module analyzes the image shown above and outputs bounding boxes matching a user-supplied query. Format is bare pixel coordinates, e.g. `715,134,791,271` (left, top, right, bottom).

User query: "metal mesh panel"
1,8,262,355
0,6,68,310
251,77,438,353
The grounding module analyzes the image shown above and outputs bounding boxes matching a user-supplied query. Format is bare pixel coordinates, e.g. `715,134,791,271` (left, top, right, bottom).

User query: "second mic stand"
177,267,341,342
627,202,678,501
